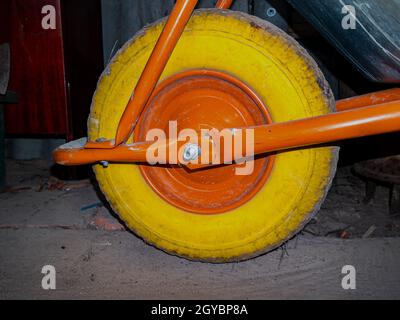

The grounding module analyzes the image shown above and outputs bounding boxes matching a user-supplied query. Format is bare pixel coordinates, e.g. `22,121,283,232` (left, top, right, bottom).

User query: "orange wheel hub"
135,70,274,214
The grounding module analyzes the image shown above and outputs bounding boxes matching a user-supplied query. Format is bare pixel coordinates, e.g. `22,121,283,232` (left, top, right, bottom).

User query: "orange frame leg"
216,0,234,9
337,88,400,111
85,0,234,150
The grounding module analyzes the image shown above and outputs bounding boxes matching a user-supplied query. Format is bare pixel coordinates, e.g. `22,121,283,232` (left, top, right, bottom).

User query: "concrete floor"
1,160,400,299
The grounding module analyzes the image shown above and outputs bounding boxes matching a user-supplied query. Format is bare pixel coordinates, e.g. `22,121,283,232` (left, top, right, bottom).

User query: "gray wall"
101,0,259,65
101,0,291,65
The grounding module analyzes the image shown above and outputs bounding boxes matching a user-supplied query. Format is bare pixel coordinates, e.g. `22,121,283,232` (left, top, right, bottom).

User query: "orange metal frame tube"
337,88,400,111
254,100,400,153
216,0,234,9
55,140,185,166
113,0,199,146
54,99,400,167
84,0,199,150
86,0,232,149
184,99,400,168
186,99,400,168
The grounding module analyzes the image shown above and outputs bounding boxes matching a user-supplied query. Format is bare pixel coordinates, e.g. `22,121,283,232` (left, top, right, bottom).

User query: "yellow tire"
88,9,338,262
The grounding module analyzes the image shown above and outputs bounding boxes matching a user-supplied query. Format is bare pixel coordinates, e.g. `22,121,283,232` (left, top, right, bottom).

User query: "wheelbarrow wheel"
89,9,338,262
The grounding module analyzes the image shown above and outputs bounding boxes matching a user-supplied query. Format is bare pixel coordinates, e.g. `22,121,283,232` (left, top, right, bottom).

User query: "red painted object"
1,0,103,139
3,0,68,136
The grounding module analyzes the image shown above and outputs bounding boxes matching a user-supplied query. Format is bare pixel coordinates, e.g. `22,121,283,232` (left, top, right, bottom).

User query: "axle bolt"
183,144,201,162
100,161,109,168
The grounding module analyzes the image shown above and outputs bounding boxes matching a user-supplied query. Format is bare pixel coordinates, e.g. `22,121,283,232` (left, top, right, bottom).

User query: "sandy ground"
1,160,400,299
